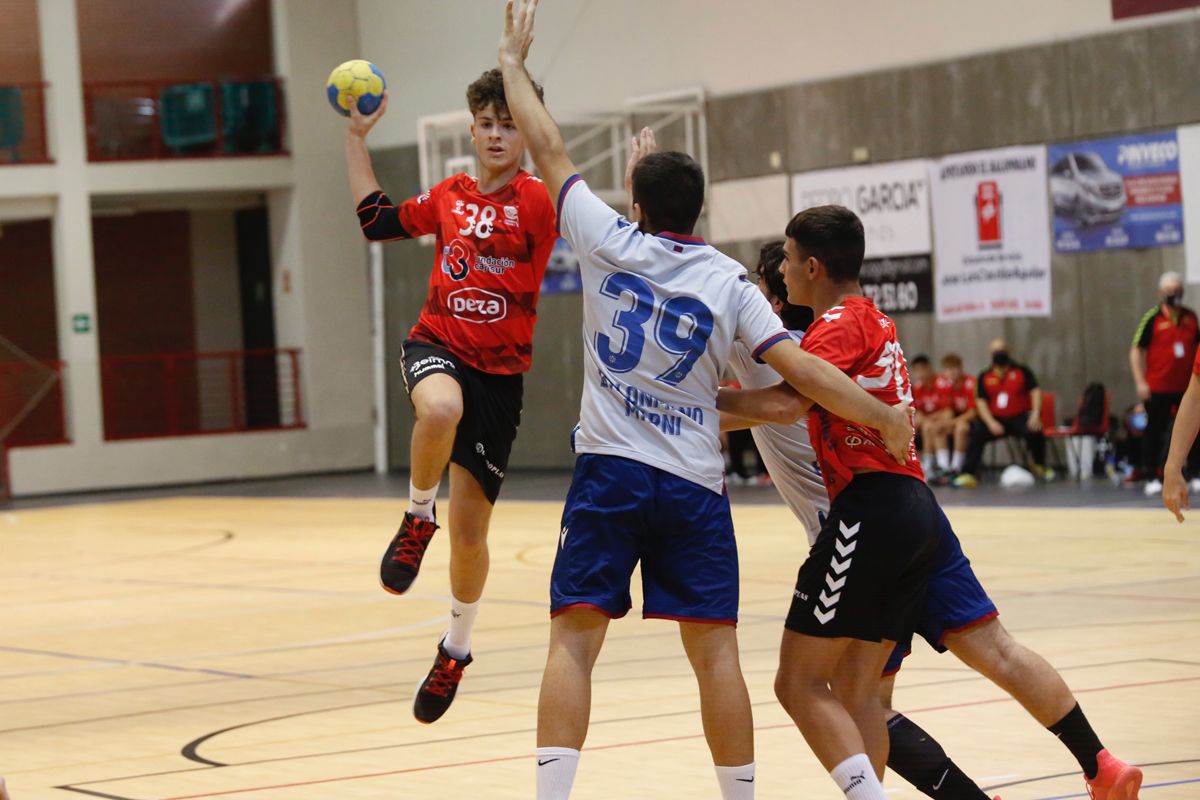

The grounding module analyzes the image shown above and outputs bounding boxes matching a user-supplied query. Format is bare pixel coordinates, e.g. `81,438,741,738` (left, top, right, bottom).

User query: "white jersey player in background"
723,240,827,540
496,3,913,799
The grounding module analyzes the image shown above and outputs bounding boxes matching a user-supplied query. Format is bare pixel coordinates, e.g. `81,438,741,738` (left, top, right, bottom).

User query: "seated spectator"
910,354,941,471
920,353,977,480
954,339,1048,487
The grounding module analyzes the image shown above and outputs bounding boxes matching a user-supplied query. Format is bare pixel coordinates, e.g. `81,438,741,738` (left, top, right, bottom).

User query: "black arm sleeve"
976,371,988,399
1022,365,1039,390
356,191,413,242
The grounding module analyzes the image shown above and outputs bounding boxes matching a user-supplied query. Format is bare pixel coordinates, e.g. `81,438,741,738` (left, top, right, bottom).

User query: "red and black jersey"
800,296,924,502
976,364,1037,419
936,374,977,415
357,170,557,374
1134,305,1200,395
911,379,944,415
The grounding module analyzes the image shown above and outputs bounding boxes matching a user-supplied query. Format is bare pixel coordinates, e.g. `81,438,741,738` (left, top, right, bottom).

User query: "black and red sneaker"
379,511,438,595
413,639,473,724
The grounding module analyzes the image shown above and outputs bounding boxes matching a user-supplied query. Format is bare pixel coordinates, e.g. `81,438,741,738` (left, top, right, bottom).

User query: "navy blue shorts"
550,454,739,624
883,508,998,675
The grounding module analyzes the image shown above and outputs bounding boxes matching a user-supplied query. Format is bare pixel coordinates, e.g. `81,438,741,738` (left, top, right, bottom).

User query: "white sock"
715,762,756,799
536,747,580,800
920,454,934,474
936,449,951,471
408,480,439,521
951,451,965,472
830,754,886,800
443,596,479,659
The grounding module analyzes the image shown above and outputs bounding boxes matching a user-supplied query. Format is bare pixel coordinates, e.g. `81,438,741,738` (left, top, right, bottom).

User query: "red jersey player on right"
724,206,1141,800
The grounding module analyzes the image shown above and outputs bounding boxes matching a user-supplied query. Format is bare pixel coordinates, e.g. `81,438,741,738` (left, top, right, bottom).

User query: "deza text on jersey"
598,371,704,437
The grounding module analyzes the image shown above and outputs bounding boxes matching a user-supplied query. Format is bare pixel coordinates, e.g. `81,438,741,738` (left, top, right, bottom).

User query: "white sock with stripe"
536,747,580,800
408,480,438,521
715,762,756,799
830,753,886,800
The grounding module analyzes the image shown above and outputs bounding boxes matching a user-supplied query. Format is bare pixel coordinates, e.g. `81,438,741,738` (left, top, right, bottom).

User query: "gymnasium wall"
355,0,1196,149
0,0,43,83
370,13,1200,469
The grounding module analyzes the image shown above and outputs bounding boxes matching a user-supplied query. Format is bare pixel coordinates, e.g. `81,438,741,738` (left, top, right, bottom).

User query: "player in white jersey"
498,4,912,799
723,241,827,540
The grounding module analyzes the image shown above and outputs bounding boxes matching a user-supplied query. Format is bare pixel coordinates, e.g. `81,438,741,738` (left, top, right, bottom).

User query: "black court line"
0,645,253,679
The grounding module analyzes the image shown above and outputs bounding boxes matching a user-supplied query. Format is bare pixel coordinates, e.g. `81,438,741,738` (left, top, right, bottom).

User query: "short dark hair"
784,205,865,282
756,240,813,332
466,68,543,117
941,353,963,369
910,354,932,367
632,151,705,235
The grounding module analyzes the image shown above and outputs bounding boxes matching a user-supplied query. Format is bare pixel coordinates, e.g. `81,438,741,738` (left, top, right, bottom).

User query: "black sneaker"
413,639,473,724
379,511,438,595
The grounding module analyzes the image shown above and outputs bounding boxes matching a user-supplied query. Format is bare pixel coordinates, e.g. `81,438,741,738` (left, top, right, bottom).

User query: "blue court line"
1036,777,1200,799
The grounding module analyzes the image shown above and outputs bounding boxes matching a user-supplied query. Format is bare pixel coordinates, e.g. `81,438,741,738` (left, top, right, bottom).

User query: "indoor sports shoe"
1143,479,1163,497
413,638,473,724
379,511,438,595
1084,750,1142,800
952,473,979,488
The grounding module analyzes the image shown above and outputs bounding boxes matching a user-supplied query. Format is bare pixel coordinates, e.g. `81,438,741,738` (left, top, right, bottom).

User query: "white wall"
357,0,1198,149
7,0,375,495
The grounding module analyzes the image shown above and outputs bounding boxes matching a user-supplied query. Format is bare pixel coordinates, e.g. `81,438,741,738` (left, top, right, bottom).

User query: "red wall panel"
77,0,274,82
0,0,44,83
1112,0,1200,18
93,210,198,437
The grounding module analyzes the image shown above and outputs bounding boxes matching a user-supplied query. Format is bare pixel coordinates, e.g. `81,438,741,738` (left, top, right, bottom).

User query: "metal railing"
84,77,287,162
0,82,52,165
0,359,67,446
100,348,304,440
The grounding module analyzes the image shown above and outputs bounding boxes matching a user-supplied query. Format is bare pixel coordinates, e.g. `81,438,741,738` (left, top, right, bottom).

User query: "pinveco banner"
930,145,1052,322
860,255,933,315
1049,130,1184,252
791,159,932,259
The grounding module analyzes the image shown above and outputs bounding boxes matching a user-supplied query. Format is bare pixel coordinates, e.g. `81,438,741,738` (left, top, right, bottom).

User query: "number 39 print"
595,272,713,386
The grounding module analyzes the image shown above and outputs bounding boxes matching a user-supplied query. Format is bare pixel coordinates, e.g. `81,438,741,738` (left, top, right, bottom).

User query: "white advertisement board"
930,146,1052,321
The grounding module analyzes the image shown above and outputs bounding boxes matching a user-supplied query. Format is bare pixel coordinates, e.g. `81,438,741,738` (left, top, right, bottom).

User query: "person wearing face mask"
1129,271,1200,496
953,339,1046,488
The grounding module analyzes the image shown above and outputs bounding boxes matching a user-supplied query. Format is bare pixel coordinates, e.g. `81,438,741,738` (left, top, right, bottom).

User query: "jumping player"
721,210,1142,800
343,69,557,723
496,3,913,797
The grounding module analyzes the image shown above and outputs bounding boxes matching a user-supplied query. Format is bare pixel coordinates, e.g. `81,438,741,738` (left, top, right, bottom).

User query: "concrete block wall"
371,16,1199,469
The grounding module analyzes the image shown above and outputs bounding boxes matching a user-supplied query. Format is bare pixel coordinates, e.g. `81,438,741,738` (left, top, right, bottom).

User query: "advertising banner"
1181,125,1200,284
930,146,1052,321
540,238,581,294
1049,130,1184,252
792,159,932,260
860,255,933,315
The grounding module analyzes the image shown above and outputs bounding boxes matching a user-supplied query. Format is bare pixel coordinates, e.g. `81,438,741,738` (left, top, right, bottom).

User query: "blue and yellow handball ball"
326,59,386,117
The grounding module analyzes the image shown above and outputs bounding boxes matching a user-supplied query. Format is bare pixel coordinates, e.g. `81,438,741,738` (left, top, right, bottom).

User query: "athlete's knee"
415,394,463,429
450,523,489,555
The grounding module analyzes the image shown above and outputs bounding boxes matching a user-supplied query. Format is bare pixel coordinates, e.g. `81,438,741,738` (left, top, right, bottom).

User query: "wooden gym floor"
0,488,1197,799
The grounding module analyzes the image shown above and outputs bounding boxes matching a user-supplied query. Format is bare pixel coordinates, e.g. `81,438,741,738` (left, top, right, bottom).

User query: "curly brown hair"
466,68,544,117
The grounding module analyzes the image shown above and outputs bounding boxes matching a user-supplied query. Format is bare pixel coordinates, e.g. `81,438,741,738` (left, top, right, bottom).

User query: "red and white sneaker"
1085,750,1142,800
412,638,472,724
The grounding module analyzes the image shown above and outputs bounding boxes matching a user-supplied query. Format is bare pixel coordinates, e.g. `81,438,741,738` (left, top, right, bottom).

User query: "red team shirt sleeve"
797,312,868,377
356,180,445,241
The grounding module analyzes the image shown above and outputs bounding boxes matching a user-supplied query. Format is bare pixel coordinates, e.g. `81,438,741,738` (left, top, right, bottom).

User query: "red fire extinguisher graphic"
976,180,1002,247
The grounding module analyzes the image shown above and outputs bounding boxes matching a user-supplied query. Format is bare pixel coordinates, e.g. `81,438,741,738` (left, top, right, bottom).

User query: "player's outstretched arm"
344,90,388,203
717,384,810,431
760,343,912,464
1164,373,1200,522
497,0,576,201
